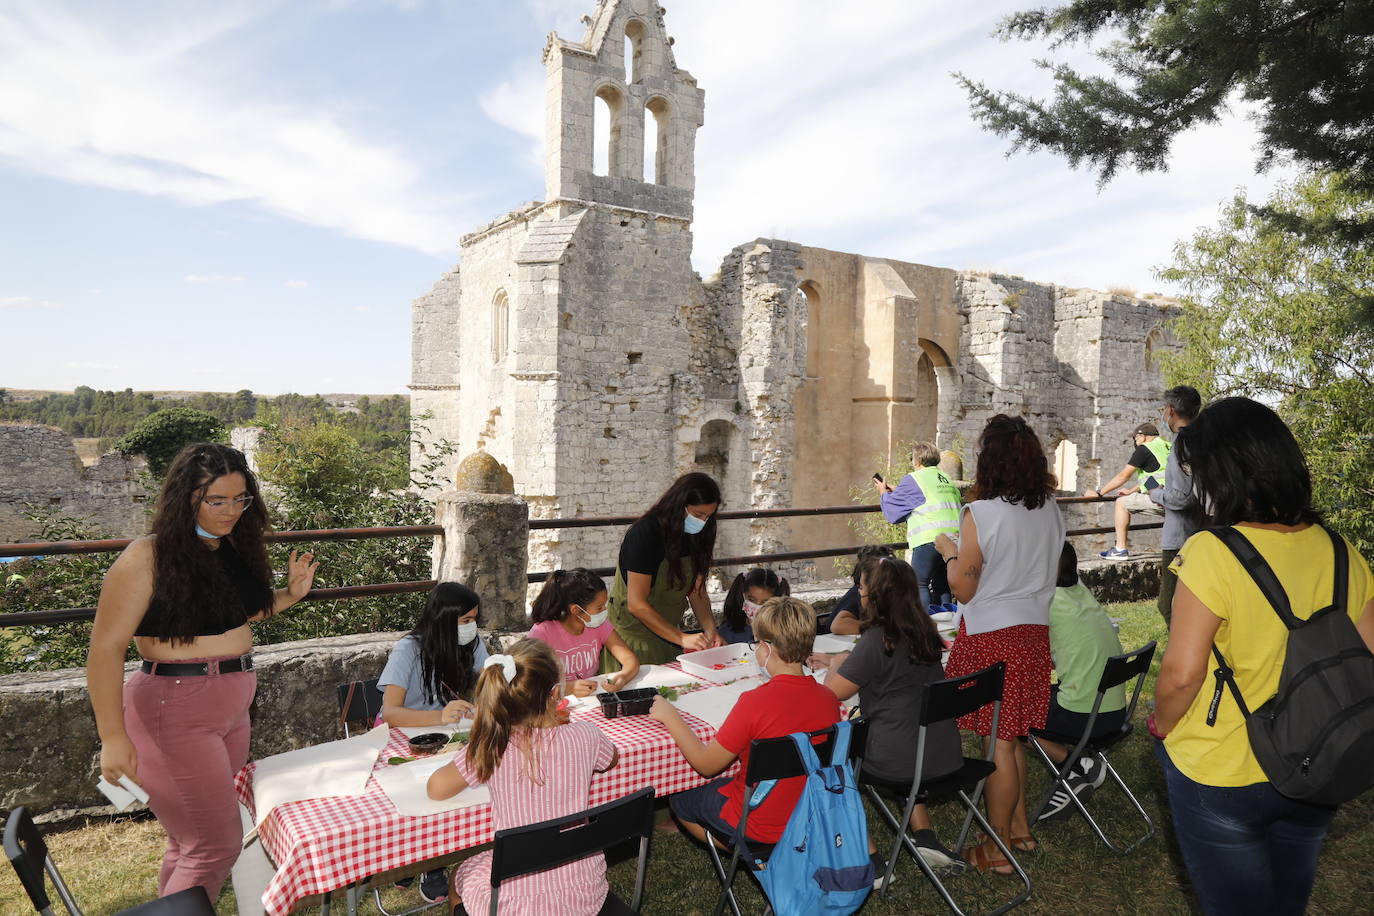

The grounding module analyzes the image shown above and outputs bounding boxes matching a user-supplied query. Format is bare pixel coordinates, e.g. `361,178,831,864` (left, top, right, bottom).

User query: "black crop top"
135,541,268,640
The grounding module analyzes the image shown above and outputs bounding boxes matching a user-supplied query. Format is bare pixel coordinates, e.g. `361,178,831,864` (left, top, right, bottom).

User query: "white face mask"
578,605,609,629
742,599,762,620
457,620,478,646
754,641,772,680
684,511,707,535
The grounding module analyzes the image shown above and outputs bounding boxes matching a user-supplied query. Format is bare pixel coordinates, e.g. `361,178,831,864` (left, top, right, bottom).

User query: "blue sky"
2,0,1288,395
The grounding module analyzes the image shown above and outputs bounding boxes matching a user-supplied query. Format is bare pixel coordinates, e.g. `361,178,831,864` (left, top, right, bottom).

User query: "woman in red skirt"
936,415,1065,873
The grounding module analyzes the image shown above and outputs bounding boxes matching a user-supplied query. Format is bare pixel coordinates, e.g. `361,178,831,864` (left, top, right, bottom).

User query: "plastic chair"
333,677,441,916
5,805,216,915
487,786,656,916
702,718,871,916
1027,641,1158,853
859,662,1031,916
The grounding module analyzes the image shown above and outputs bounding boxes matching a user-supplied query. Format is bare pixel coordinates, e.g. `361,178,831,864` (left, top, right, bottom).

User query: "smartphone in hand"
872,472,884,483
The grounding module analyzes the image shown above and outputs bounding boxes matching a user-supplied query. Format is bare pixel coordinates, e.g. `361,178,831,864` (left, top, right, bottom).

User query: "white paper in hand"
96,775,148,811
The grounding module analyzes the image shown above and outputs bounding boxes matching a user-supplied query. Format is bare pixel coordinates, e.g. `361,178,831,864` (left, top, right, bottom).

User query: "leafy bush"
116,407,226,476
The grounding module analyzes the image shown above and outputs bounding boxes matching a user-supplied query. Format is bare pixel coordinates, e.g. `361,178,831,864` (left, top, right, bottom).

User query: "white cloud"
0,295,61,309
0,2,462,255
63,361,126,371
184,274,246,284
353,305,371,312
285,279,309,288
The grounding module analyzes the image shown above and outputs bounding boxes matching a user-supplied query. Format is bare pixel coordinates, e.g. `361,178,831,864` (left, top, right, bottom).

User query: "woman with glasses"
86,442,318,902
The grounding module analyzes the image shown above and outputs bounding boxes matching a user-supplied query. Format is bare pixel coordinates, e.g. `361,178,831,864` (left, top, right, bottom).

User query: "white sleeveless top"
960,497,1065,635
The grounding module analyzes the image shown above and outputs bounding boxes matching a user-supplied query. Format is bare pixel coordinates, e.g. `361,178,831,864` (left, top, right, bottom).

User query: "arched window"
797,281,820,375
593,85,623,177
491,290,510,363
644,96,669,184
1144,327,1167,371
624,19,644,82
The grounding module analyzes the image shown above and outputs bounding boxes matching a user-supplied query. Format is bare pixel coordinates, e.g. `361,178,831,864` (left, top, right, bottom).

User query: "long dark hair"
148,443,273,645
466,638,562,783
641,472,721,590
411,582,481,706
530,568,607,624
966,414,1056,510
722,568,789,632
859,555,942,665
1174,397,1321,528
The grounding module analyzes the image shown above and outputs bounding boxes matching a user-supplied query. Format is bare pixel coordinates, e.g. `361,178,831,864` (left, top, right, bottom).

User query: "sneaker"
870,852,894,890
419,868,448,904
1077,754,1108,790
1098,547,1129,559
912,829,967,875
393,877,414,890
1036,763,1097,823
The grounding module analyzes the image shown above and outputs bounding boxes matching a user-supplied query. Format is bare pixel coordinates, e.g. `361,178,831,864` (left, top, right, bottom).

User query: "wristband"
1147,713,1168,740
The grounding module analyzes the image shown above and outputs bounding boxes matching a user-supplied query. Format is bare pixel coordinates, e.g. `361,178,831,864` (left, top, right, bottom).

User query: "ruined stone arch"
917,339,957,449
1051,436,1079,491
592,82,626,177
797,280,822,376
491,289,510,364
623,18,645,82
1144,325,1168,372
644,95,671,184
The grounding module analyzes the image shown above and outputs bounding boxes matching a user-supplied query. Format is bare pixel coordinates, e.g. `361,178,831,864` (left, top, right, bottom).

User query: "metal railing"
0,496,1155,629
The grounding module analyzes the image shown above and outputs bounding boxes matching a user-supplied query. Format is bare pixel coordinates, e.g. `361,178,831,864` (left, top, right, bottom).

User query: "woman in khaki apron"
601,473,724,668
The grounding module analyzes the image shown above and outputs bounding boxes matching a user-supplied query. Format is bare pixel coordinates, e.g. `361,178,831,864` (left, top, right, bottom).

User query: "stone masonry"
412,0,1179,576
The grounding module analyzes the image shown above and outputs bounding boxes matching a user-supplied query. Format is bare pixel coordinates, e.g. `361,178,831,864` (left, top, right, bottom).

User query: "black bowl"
407,732,449,756
598,687,657,719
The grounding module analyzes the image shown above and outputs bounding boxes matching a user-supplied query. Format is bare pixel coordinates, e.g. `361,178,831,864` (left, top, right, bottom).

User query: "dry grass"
5,602,1372,915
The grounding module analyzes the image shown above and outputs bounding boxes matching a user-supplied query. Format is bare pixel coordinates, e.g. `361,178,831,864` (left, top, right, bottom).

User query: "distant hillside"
0,387,410,451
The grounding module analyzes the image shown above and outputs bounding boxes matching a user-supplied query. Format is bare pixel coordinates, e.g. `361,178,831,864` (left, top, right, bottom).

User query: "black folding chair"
336,677,385,739
5,806,216,916
702,718,871,916
860,662,1031,916
1027,641,1158,853
487,786,656,916
334,677,441,916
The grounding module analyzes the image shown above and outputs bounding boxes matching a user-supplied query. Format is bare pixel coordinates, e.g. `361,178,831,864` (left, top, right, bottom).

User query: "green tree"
1157,172,1374,554
957,2,1374,254
116,407,227,476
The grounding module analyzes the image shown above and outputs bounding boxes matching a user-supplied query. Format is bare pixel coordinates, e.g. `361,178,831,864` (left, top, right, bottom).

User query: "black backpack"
1207,525,1374,806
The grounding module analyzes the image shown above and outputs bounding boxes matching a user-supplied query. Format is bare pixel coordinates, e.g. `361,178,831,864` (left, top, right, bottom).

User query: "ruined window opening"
624,19,645,82
1144,327,1166,371
1054,439,1079,491
491,289,510,364
694,420,733,485
644,96,670,184
797,282,820,376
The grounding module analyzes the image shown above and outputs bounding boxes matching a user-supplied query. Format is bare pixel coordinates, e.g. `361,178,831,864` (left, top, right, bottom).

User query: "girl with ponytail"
428,639,619,915
718,568,790,644
528,568,640,696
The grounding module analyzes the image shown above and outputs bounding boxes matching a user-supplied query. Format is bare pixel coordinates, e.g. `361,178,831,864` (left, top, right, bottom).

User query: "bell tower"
543,0,705,220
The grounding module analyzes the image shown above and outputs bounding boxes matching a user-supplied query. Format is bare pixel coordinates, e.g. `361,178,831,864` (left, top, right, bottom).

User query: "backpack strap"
1207,526,1299,628
1319,524,1349,614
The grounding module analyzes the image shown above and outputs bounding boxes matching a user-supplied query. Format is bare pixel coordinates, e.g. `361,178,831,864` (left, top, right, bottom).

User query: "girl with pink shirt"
527,568,640,695
427,639,620,915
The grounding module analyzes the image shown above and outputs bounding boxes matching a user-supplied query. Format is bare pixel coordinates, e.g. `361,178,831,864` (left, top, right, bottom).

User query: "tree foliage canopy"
957,2,1374,249
1157,172,1374,555
116,408,226,477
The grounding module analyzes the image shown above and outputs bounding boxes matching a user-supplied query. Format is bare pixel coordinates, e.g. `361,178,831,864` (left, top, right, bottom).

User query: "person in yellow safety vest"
874,442,962,611
1085,422,1171,559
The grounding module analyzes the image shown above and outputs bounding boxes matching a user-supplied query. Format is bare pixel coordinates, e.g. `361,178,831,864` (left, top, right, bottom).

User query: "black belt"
141,654,254,676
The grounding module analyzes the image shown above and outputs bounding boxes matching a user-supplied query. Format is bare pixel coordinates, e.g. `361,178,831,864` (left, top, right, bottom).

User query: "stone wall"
0,422,150,542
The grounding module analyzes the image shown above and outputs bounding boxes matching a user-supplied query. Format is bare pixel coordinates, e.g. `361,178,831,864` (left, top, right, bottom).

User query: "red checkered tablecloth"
235,689,720,916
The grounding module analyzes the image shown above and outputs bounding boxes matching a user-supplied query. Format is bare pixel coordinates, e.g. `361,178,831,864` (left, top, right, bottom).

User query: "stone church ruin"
409,0,1175,574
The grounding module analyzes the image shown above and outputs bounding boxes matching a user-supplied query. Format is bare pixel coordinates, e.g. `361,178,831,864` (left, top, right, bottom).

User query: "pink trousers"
124,658,256,900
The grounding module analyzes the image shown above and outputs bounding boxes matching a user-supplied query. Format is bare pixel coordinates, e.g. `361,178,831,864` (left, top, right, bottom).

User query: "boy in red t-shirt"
650,596,841,845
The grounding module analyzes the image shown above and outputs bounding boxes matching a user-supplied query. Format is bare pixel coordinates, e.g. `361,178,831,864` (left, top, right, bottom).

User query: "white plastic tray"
677,643,760,683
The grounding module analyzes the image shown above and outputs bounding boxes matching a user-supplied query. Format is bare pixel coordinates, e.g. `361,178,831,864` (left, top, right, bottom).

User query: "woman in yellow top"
1153,398,1374,916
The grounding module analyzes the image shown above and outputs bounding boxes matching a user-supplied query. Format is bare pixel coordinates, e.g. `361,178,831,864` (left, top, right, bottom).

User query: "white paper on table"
372,751,491,817
812,633,858,654
669,677,765,729
246,723,389,836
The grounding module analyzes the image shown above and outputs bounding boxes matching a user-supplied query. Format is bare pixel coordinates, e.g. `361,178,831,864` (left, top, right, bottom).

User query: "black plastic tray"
598,687,657,718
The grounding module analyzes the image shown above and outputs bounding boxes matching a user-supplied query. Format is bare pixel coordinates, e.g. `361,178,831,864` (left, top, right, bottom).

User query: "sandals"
1010,834,1038,853
962,841,1013,876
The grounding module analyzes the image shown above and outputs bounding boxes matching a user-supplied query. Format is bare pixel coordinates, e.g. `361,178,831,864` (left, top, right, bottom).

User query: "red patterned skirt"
943,620,1051,740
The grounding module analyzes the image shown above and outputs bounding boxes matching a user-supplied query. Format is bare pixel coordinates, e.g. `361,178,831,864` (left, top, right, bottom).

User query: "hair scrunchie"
484,654,516,683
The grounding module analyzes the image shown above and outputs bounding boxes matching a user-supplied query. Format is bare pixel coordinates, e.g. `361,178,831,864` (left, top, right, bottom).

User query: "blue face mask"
195,524,220,540
683,512,707,535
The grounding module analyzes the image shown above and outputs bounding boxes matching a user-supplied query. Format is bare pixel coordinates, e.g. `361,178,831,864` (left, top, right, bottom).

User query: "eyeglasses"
202,495,253,512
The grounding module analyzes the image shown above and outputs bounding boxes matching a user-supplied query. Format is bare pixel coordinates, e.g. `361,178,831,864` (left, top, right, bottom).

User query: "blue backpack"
745,720,874,916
